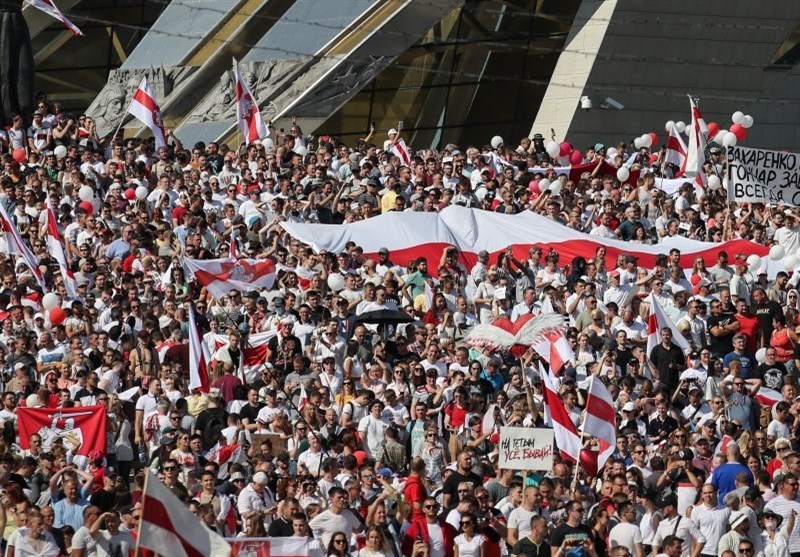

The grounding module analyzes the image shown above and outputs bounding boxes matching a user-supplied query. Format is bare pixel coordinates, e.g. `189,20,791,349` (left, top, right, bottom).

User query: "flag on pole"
580,376,617,474
531,330,574,374
233,58,268,144
0,202,46,290
539,363,581,461
139,472,231,557
180,257,276,299
205,442,246,479
646,294,692,356
390,138,412,167
128,78,167,149
229,236,239,260
26,0,83,36
44,200,77,299
666,122,688,173
684,96,707,183
188,303,211,393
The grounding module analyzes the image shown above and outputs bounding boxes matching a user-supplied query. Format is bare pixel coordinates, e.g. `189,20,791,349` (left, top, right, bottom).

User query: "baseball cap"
253,471,268,485
656,494,677,508
622,402,635,412
744,486,763,501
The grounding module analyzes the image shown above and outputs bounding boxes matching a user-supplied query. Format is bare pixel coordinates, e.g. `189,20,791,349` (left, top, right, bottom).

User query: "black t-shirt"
267,516,294,537
549,523,593,549
513,537,551,557
648,344,685,392
753,300,783,344
463,377,494,400
239,402,264,425
754,361,788,391
442,470,483,501
706,314,737,355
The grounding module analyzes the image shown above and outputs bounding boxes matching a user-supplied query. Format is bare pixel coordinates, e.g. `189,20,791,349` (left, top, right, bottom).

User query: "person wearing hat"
760,509,793,557
651,493,706,557
718,509,751,556
237,471,277,526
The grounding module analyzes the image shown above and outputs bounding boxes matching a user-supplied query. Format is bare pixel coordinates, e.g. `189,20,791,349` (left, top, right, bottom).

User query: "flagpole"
111,95,135,144
133,469,150,557
572,375,591,494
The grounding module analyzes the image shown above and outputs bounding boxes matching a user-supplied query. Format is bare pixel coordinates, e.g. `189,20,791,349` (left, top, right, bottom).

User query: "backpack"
202,411,227,450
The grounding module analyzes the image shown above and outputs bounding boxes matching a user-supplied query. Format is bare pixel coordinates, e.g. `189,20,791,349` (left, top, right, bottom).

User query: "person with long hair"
454,512,485,557
326,531,351,557
358,526,388,557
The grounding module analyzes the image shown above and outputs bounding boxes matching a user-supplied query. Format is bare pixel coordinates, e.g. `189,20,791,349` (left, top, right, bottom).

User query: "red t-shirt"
445,401,468,429
734,314,760,353
403,475,427,520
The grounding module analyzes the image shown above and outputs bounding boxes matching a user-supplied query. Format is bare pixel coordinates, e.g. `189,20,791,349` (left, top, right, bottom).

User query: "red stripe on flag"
133,88,159,113
142,495,207,557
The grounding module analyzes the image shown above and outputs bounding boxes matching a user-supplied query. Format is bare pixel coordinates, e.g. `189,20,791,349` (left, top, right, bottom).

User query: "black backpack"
202,411,227,450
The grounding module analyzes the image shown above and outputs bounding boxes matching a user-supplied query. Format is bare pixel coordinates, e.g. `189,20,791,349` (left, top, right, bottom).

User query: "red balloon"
124,188,136,200
78,201,93,214
559,142,571,157
707,122,719,138
730,123,747,141
528,180,541,194
12,149,25,163
569,150,583,165
48,307,66,325
648,133,659,148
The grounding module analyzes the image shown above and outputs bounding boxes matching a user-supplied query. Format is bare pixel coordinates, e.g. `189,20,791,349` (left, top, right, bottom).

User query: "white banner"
727,145,800,206
497,427,554,470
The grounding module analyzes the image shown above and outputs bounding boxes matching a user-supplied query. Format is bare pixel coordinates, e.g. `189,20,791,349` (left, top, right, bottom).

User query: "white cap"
387,128,398,136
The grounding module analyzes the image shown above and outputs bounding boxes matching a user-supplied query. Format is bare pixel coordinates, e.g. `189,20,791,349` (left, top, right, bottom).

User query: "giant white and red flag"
539,363,581,462
233,58,268,144
139,472,230,557
44,200,77,299
180,257,276,299
27,0,83,35
581,376,617,475
187,303,211,393
128,77,167,149
0,202,46,290
684,96,708,185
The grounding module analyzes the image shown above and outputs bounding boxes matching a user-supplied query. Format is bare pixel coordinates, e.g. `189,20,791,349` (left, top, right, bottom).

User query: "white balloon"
786,254,799,272
327,273,345,292
675,121,686,133
747,254,761,272
732,111,745,125
42,292,59,311
545,141,559,158
78,186,94,202
641,134,652,148
617,167,630,182
707,175,721,190
54,145,67,159
770,245,786,261
606,147,618,158
491,136,504,149
294,145,307,157
549,181,562,196
741,115,754,129
713,130,727,144
665,120,675,132
722,132,737,147
633,137,642,149
538,178,551,191
135,186,148,200
755,347,767,364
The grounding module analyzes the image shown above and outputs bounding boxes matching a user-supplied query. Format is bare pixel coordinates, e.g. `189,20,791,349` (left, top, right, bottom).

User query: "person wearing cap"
718,509,751,557
471,250,490,285
237,471,277,526
651,493,706,557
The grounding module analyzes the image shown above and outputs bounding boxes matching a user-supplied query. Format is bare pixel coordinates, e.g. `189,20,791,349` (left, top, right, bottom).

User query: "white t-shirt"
358,414,388,456
308,508,362,548
95,529,134,557
72,526,97,555
454,533,485,557
608,522,643,552
508,506,538,540
427,522,446,557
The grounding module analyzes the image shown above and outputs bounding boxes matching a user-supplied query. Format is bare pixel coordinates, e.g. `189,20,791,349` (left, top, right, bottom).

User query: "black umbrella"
354,309,415,325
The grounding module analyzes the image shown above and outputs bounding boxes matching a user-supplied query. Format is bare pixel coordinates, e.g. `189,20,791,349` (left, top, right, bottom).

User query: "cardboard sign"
498,427,554,470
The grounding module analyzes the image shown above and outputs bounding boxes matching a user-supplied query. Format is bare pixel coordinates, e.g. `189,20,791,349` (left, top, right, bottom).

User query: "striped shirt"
764,495,800,552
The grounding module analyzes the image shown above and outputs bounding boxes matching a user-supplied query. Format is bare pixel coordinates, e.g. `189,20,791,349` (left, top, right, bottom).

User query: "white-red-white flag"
390,138,412,167
531,330,574,374
233,58,268,144
0,202,45,290
229,538,308,557
424,279,434,310
205,442,246,478
229,236,239,260
298,383,309,411
646,294,692,356
188,303,211,392
539,363,581,462
128,77,167,149
27,0,83,36
666,122,688,174
754,387,782,408
44,200,77,299
581,376,616,473
211,330,276,383
140,472,230,557
180,257,276,299
684,96,707,182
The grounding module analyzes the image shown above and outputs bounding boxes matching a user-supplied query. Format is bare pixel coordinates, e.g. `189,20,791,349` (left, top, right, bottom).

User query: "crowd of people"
0,94,800,557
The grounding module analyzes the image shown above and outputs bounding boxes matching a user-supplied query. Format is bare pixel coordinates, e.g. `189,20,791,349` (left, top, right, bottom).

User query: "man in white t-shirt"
90,511,134,557
608,500,645,557
308,487,363,548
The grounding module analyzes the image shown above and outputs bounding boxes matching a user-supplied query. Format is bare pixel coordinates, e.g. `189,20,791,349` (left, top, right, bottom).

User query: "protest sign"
498,427,554,470
727,145,800,206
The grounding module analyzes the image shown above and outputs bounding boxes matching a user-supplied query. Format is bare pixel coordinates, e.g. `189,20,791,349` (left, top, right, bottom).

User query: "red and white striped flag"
684,96,707,183
646,294,692,356
0,202,45,290
390,138,412,167
424,279,434,310
27,0,83,36
140,472,230,557
233,58,268,144
211,330,276,383
44,200,77,299
180,257,276,299
229,236,239,260
666,122,687,173
205,442,246,478
539,363,581,461
581,376,616,474
188,303,211,392
754,387,782,408
298,383,309,411
128,77,167,149
531,330,574,375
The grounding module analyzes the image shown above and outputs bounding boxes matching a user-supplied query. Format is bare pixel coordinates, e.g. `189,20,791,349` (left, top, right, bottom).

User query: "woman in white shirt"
454,513,485,557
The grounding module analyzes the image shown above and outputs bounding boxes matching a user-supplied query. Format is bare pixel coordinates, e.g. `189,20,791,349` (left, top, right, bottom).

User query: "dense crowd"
0,95,799,557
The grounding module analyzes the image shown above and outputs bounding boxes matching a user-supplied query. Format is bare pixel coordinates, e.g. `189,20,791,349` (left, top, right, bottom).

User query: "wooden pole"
133,469,150,557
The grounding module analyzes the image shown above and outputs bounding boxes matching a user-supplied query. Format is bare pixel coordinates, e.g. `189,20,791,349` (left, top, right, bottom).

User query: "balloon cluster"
42,294,66,326
768,244,800,273
633,133,658,150
708,111,754,147
544,141,583,165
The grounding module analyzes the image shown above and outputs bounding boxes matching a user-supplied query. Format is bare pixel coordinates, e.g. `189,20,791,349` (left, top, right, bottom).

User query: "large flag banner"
128,78,167,149
180,257,276,299
227,538,308,557
140,473,230,557
498,427,554,470
727,145,800,206
233,58,268,144
18,405,106,456
44,200,77,299
210,330,276,382
187,303,211,392
26,0,83,35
